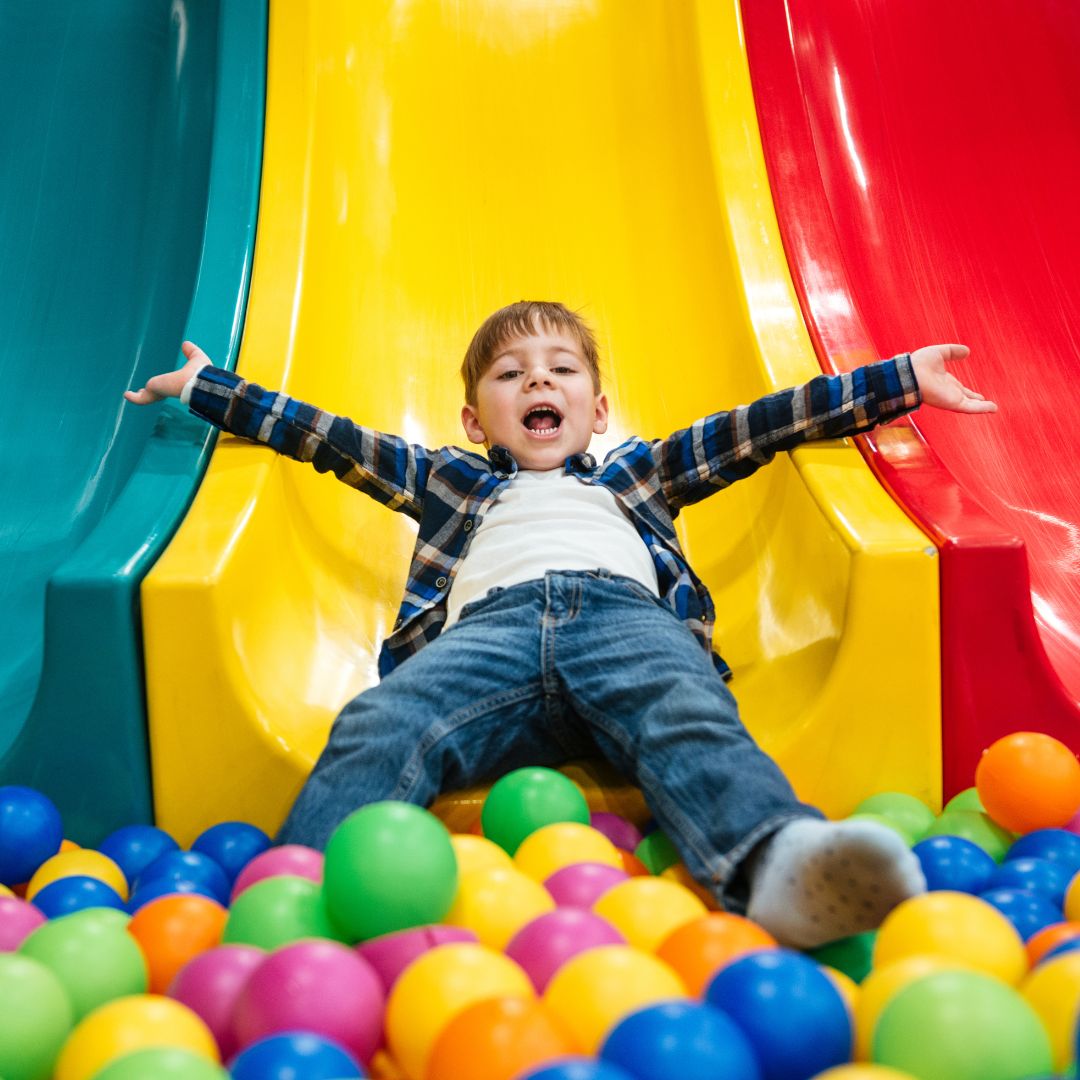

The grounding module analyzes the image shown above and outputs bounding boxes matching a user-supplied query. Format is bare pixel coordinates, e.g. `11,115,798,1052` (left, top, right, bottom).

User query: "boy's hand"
123,341,212,405
910,344,997,413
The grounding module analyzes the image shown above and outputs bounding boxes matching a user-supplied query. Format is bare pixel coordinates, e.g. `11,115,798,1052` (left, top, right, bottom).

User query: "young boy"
125,300,996,947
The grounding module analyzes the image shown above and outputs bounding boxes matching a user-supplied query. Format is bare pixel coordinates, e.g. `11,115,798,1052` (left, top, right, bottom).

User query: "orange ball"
426,995,580,1080
126,894,228,993
1027,921,1080,967
656,913,777,995
975,732,1080,833
619,850,650,877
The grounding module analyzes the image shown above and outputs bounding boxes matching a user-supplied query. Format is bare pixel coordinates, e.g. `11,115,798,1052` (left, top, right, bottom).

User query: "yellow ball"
53,995,217,1080
543,944,686,1053
592,876,707,953
443,866,555,950
854,955,974,1060
1063,870,1080,921
1020,951,1080,1071
823,965,859,1016
450,834,514,876
813,1067,918,1079
873,892,1026,984
513,822,622,882
385,942,533,1080
0,883,13,898
27,851,128,903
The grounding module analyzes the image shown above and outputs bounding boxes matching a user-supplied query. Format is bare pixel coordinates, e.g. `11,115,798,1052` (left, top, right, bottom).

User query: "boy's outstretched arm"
124,340,210,405
909,344,997,413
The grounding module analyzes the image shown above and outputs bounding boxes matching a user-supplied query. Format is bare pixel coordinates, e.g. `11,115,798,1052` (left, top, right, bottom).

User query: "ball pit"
592,875,707,953
127,894,228,994
656,912,777,996
229,843,324,899
444,864,555,949
229,1032,365,1079
505,907,626,992
481,767,590,855
32,876,127,920
98,825,179,886
544,861,629,908
0,786,63,887
190,823,271,888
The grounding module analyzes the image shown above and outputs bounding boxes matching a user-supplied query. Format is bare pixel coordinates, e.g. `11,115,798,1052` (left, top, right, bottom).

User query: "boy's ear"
592,393,609,435
461,403,487,444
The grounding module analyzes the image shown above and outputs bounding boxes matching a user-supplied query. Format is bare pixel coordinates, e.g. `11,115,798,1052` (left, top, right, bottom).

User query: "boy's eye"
497,370,522,380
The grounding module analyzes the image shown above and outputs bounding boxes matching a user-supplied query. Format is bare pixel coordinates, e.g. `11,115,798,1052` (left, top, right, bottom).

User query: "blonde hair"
461,301,601,406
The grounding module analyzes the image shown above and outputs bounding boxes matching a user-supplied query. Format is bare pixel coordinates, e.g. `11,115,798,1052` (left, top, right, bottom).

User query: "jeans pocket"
611,575,663,606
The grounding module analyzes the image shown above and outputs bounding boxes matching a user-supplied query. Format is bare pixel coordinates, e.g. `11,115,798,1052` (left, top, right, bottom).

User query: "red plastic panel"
743,0,1080,795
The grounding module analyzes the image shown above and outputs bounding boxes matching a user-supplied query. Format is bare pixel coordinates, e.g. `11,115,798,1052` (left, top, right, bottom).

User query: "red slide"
743,0,1080,796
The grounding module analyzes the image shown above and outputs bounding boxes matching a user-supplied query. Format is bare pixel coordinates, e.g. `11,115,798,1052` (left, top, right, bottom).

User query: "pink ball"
230,845,324,900
232,939,384,1064
356,924,477,995
168,944,265,1060
505,908,626,992
0,896,45,951
1065,808,1080,836
543,861,629,908
590,812,643,853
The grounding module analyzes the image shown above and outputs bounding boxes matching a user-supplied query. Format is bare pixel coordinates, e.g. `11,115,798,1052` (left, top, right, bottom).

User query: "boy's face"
461,328,608,470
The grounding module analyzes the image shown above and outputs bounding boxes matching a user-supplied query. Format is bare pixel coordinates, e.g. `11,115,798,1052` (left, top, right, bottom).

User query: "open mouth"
522,405,563,439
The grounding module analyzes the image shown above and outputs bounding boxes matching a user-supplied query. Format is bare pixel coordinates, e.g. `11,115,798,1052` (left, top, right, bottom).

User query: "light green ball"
924,809,1013,862
222,875,346,949
846,811,917,846
854,792,937,843
0,953,74,1080
945,786,986,814
481,768,590,856
91,1047,229,1079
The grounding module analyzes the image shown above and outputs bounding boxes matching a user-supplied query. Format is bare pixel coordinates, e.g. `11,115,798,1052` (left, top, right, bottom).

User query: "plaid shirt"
187,354,920,680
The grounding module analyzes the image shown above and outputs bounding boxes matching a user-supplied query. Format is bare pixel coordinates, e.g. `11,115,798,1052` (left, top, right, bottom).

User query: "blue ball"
705,949,850,1080
134,850,230,904
127,877,221,913
1040,937,1080,964
988,857,1071,907
0,786,63,886
229,1032,365,1079
99,824,179,885
978,887,1063,942
191,821,271,887
33,875,126,919
519,1062,636,1080
600,1001,761,1080
912,835,997,893
1007,830,1080,878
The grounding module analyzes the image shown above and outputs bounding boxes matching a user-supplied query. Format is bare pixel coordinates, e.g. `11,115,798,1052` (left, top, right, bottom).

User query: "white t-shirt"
444,467,659,628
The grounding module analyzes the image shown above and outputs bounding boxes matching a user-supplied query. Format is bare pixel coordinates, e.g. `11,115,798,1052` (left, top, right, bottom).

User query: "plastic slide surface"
143,0,940,845
0,1,264,842
744,0,1080,795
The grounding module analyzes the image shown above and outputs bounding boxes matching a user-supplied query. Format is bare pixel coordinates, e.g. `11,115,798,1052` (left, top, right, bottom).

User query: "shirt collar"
488,445,597,476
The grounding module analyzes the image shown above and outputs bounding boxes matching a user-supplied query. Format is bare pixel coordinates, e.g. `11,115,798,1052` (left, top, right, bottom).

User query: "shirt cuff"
179,363,211,406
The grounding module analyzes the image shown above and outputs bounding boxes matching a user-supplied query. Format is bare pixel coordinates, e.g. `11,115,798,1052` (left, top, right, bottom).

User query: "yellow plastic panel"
142,0,940,845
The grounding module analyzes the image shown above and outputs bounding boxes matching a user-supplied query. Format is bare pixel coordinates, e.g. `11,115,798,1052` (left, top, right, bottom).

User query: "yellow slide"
142,0,940,845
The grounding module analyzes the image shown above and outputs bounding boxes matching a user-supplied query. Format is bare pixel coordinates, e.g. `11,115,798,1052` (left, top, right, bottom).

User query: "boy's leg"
277,581,590,849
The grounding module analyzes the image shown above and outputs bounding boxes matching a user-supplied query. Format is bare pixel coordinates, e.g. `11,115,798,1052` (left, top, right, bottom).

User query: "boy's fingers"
942,344,971,362
181,340,211,364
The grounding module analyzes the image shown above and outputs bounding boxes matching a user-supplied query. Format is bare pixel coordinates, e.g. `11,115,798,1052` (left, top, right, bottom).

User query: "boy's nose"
525,366,554,388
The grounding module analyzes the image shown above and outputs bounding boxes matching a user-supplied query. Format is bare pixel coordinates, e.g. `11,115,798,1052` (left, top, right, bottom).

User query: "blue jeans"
278,570,821,909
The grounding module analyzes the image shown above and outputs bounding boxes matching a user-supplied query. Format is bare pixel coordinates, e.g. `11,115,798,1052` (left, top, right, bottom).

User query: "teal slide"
0,1,265,843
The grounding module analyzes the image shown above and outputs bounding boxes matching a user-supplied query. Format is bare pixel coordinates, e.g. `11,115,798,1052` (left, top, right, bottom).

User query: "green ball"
873,969,1052,1079
0,953,74,1080
19,908,147,1020
846,811,916,846
945,786,986,814
925,809,1014,862
481,768,590,855
324,801,458,941
634,830,679,874
91,1047,229,1079
809,930,877,984
854,792,937,843
222,875,346,949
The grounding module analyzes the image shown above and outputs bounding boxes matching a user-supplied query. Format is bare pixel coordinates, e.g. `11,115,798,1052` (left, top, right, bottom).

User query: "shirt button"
435,576,448,589
463,520,473,532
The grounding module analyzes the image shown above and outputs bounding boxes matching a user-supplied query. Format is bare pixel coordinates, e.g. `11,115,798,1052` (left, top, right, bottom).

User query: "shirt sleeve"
658,354,921,510
185,365,431,520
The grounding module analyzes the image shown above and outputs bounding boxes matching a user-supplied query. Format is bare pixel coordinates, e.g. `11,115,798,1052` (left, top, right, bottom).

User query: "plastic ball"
1026,921,1080,966
600,1000,761,1079
976,732,1080,834
53,995,218,1080
543,944,686,1054
230,844,323,900
126,894,228,993
873,891,1027,984
323,802,458,942
0,952,73,1080
619,850,651,877
222,875,345,949
912,835,997,893
232,939,384,1065
705,948,852,1080
450,833,514,876
544,862,629,908
126,877,220,912
91,1047,228,1079
190,822,271,887
873,969,1052,1078
134,852,229,906
19,908,147,1020
229,1032,365,1080
505,908,626,992
27,850,128,903
1007,828,1080,877
659,862,719,910
443,865,555,950
0,894,46,950
853,793,936,844
0,787,63,887
98,825,179,886
385,942,533,1080
481,768,590,855
427,995,579,1080
977,887,1063,942
32,876,127,919
514,823,623,882
814,1069,918,1079
923,810,1013,861
356,925,477,996
592,876,707,953
656,912,777,996
519,1062,635,1080
590,813,643,853
809,931,877,984
823,965,859,1014
1020,950,1080,1070
633,830,679,875
167,944,264,1061
990,856,1071,906
945,787,985,814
